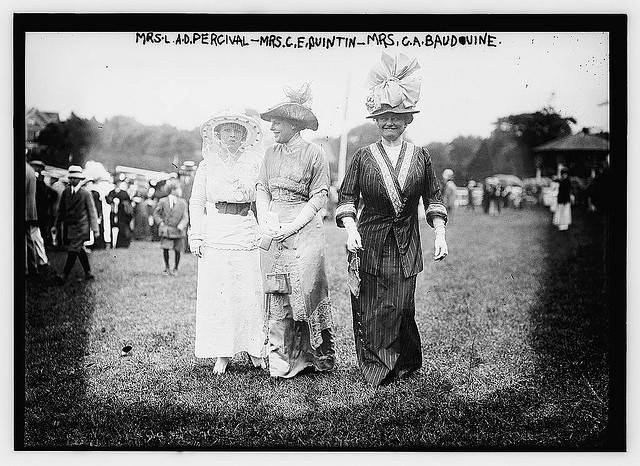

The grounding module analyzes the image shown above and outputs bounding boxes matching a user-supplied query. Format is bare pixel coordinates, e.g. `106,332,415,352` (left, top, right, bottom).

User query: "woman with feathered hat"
188,108,267,374
336,52,449,386
256,84,336,378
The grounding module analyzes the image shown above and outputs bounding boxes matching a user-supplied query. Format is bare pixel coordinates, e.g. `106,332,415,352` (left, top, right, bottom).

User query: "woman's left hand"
273,223,296,242
434,235,448,261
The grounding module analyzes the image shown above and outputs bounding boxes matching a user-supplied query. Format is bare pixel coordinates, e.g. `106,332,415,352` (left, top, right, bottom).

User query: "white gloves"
433,218,448,261
273,203,318,242
343,217,363,252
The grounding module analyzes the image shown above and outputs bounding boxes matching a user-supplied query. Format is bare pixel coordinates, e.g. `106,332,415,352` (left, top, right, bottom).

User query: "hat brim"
67,174,86,179
201,113,263,151
366,107,420,119
260,103,319,131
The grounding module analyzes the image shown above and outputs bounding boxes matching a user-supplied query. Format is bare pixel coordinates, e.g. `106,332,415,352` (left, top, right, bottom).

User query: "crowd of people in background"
25,154,604,283
24,153,196,281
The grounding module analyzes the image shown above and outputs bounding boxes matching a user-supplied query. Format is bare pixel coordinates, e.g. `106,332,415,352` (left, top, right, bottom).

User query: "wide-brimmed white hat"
67,165,86,179
200,108,263,153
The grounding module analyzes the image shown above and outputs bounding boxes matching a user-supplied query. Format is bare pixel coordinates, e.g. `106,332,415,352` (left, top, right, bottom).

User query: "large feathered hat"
365,52,422,119
200,108,263,155
260,83,319,131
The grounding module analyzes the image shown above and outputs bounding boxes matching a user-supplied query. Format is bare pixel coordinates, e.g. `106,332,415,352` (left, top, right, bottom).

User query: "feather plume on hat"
365,52,422,118
260,83,319,131
282,83,313,108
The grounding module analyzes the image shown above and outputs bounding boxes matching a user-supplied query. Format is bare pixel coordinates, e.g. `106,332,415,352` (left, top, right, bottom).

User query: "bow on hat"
365,52,422,114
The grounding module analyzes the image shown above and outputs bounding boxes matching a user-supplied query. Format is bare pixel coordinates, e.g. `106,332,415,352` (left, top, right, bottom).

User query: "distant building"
533,128,609,179
26,107,60,151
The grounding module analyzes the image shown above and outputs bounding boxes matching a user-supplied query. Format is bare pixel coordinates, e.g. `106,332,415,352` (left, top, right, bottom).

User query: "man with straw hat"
55,165,99,283
336,52,449,386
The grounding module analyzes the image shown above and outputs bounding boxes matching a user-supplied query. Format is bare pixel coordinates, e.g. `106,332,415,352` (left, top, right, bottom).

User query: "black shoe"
84,273,95,281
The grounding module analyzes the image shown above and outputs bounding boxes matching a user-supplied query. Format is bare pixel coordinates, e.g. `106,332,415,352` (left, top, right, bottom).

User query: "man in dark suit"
55,165,99,283
153,179,189,275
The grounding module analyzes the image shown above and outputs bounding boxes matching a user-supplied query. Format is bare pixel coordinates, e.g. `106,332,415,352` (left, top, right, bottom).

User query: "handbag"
264,272,291,294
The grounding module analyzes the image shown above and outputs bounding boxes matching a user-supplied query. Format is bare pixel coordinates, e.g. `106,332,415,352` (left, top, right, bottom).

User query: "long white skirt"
195,246,266,359
553,202,572,229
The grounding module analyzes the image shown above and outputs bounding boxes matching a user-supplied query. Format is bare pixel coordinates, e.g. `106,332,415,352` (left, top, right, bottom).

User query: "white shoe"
213,357,230,374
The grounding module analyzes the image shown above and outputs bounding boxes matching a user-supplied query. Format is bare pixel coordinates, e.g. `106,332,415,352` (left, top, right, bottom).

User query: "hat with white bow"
365,52,422,119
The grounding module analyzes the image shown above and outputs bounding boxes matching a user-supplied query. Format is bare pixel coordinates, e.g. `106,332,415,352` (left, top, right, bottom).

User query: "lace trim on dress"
266,247,332,350
269,177,309,197
267,245,304,321
307,297,334,349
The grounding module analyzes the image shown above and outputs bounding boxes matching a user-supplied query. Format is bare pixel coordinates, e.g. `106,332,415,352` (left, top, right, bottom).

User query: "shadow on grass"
524,209,617,449
20,210,620,450
23,255,97,447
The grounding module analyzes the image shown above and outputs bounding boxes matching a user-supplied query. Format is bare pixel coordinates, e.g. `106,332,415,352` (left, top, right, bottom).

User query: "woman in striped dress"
336,53,449,386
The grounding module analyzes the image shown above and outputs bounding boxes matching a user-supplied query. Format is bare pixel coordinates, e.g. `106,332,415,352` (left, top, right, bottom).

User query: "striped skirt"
351,233,422,386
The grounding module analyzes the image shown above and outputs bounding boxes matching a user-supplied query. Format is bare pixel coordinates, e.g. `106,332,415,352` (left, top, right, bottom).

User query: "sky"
25,30,609,146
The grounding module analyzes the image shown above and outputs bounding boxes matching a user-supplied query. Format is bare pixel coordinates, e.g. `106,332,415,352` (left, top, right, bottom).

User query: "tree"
36,112,98,167
493,107,575,148
65,113,99,167
465,107,576,180
36,121,68,167
424,141,450,179
466,139,494,180
86,116,201,172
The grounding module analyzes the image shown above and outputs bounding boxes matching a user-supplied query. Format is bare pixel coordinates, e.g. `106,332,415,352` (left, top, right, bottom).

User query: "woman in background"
106,181,133,248
553,168,572,231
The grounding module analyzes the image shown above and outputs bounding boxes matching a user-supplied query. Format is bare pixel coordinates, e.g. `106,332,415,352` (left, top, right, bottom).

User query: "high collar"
280,133,304,153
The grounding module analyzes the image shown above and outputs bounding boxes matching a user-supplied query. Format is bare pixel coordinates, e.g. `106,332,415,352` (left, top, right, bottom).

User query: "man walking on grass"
55,165,99,283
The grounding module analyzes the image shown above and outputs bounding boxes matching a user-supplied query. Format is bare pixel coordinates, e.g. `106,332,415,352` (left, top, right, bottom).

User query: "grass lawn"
21,207,613,449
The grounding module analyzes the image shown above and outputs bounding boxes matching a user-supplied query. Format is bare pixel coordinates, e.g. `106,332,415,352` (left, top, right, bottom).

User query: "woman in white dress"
189,108,267,374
